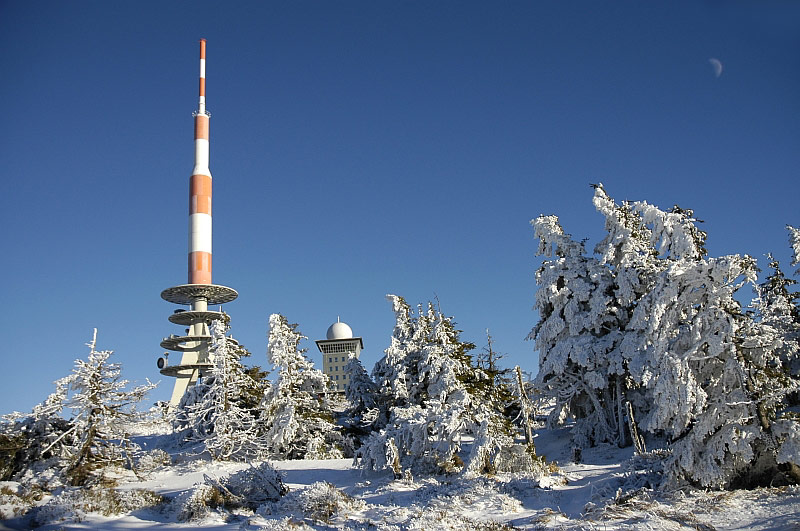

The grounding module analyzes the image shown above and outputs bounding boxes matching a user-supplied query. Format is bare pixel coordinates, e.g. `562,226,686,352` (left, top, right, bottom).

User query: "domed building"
315,318,363,393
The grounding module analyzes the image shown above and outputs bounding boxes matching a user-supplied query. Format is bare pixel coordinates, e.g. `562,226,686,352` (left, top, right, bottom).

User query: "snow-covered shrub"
31,486,163,526
402,477,523,529
357,431,401,476
494,444,555,476
174,463,287,521
264,481,364,524
216,462,287,508
0,481,45,520
14,458,66,492
584,449,670,514
174,483,226,522
135,448,172,476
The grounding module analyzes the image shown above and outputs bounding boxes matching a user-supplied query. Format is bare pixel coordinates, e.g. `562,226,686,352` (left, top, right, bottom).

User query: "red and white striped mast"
159,39,238,407
190,38,212,286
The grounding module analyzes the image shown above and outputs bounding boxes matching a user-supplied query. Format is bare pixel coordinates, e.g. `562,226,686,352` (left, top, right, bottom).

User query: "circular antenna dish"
326,320,353,340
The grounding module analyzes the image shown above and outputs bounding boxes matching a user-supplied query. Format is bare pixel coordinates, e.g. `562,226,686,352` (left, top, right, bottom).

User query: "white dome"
326,320,354,340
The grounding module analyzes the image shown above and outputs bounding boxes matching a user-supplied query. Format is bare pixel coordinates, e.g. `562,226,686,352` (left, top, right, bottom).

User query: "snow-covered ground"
3,424,799,530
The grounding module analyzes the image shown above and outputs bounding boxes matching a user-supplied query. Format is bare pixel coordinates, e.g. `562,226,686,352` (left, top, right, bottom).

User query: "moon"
709,58,723,78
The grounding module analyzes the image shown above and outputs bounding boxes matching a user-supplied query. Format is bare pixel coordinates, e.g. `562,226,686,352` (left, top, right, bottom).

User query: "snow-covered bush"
0,481,45,520
174,483,227,522
217,462,287,508
30,486,163,526
135,448,172,476
262,481,364,524
174,464,287,522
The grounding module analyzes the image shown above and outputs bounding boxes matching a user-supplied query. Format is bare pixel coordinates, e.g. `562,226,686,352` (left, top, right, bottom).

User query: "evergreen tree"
789,225,800,272
337,355,381,452
176,320,267,461
474,330,516,437
262,314,342,459
360,295,517,476
64,330,156,485
530,212,632,447
532,185,800,488
756,256,800,378
343,355,378,415
0,375,76,482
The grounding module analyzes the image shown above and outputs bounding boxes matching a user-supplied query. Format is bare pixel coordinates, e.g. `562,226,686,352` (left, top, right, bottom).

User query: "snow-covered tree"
735,253,800,485
343,355,378,416
530,212,634,448
476,330,514,403
360,296,517,476
754,256,800,378
1,331,156,486
789,225,800,272
531,185,800,488
176,320,267,461
63,330,156,485
0,375,76,482
262,314,342,459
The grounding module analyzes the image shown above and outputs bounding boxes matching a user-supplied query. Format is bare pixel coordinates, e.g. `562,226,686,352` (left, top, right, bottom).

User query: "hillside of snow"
2,421,798,530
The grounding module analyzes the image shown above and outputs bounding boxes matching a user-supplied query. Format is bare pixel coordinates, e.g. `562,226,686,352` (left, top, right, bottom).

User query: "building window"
328,357,332,363
320,341,359,354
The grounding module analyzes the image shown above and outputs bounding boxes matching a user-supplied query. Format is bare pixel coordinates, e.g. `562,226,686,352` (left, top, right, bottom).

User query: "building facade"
315,319,363,393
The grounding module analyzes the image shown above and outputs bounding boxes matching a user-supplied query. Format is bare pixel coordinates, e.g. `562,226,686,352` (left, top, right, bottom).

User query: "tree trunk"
626,401,646,455
515,366,534,446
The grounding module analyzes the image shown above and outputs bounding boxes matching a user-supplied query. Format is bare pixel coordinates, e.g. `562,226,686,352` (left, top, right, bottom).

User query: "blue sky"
1,1,799,413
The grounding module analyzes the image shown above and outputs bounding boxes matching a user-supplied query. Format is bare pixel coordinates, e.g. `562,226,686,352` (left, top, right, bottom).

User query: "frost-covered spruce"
64,330,155,485
789,225,800,272
624,206,800,488
371,295,417,410
340,354,382,446
729,255,800,485
0,374,75,483
343,355,379,416
361,296,513,476
176,320,267,461
532,184,800,488
752,256,800,380
2,331,155,486
262,314,343,459
530,210,636,448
